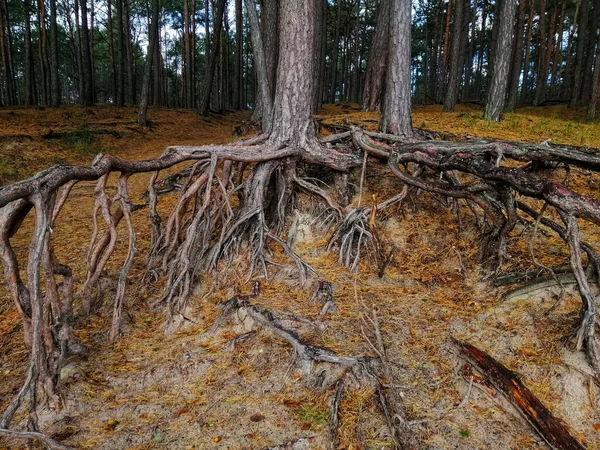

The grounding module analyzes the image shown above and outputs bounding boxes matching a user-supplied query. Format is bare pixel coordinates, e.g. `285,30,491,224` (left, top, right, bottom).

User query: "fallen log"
459,341,585,450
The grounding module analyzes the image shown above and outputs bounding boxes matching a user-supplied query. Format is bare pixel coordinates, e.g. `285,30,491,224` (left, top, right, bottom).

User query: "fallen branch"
459,341,585,450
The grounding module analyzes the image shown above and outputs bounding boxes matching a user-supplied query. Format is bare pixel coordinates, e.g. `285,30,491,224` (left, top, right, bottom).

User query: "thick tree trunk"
138,0,160,125
443,0,465,112
380,0,413,136
505,0,526,112
362,0,391,111
483,0,516,121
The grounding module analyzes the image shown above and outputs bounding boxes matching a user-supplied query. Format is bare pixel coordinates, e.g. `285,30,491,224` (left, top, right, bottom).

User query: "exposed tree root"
1,127,600,444
210,291,420,449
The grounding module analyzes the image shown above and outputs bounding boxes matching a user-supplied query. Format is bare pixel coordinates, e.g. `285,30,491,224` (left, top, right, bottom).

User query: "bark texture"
380,0,413,136
483,0,516,121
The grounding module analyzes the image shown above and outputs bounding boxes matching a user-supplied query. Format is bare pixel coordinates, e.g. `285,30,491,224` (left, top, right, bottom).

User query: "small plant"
294,403,330,429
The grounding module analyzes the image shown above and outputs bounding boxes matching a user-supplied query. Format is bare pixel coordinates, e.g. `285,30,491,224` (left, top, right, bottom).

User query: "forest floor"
0,103,600,449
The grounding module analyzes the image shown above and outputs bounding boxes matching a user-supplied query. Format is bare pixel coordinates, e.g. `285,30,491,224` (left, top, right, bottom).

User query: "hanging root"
3,126,600,446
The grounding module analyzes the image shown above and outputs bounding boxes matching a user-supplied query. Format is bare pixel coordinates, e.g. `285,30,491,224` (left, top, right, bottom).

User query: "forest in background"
1,0,600,119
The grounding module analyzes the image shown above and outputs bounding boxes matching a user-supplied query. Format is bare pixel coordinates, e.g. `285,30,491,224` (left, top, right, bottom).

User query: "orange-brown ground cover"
0,104,599,449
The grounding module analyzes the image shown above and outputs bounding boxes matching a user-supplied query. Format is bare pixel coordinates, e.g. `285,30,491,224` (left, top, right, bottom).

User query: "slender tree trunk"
138,0,160,125
49,0,60,106
533,0,547,106
550,0,565,97
351,0,361,103
521,0,534,104
463,0,477,100
116,0,125,106
234,0,242,110
483,0,516,121
199,0,226,115
38,0,50,105
107,0,117,103
80,0,95,105
569,0,589,107
586,45,600,120
380,0,413,136
328,0,342,103
562,2,579,100
123,0,136,104
443,0,465,112
362,0,391,111
24,0,38,105
506,0,526,111
474,0,487,97
581,0,600,104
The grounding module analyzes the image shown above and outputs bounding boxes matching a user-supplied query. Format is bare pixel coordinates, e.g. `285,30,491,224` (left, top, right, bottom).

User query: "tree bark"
562,2,579,101
532,0,547,106
569,0,589,107
328,0,343,104
483,0,516,121
38,0,50,105
443,0,465,112
24,0,38,106
362,0,391,111
586,44,600,120
138,0,160,125
49,0,60,106
80,0,95,106
234,0,243,110
199,0,226,115
505,0,526,111
380,0,413,136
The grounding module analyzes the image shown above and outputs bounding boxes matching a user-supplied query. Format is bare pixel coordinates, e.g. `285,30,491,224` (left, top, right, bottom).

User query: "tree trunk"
483,0,516,121
49,0,60,106
234,0,242,110
533,0,547,106
199,0,226,115
380,0,413,136
24,0,38,106
328,0,342,104
474,0,487,98
586,41,600,120
362,0,391,111
107,0,117,103
581,0,600,104
138,0,160,125
38,0,50,105
123,0,136,104
521,0,534,104
550,1,565,97
562,2,579,101
80,0,95,106
506,0,526,111
116,0,125,106
569,0,589,107
443,0,465,112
